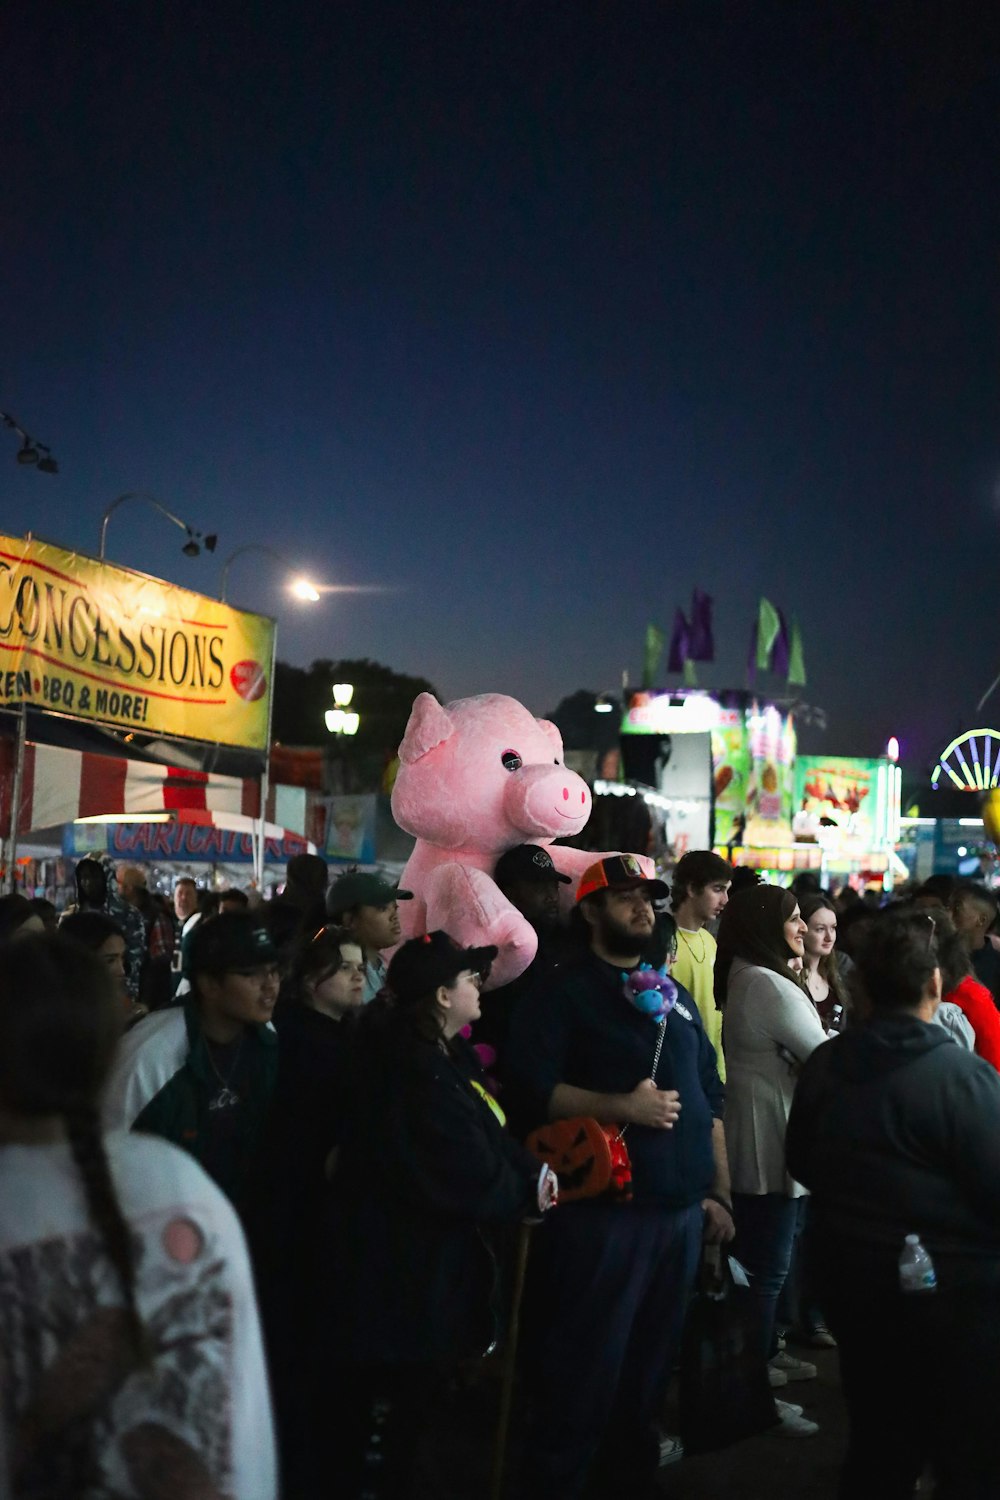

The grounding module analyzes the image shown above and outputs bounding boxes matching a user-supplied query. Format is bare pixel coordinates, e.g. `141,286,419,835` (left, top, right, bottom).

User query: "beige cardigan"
723,957,828,1197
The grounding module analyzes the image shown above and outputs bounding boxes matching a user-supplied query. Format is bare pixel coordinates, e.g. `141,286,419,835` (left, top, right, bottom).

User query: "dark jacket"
248,1001,355,1271
324,1005,541,1366
127,1002,279,1216
786,1014,1000,1279
471,929,574,1075
505,949,725,1210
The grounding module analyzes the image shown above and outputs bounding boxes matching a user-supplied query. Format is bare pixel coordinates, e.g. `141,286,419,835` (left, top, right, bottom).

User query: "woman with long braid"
0,932,276,1499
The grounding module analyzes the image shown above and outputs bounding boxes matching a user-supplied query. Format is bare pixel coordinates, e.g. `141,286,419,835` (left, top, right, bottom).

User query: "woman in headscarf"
715,883,828,1434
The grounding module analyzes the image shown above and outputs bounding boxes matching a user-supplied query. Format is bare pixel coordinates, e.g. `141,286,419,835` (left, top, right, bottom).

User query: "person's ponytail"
64,1101,150,1365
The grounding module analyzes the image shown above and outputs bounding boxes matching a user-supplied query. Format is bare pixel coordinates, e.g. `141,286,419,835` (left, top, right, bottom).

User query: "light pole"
218,546,323,887
219,544,320,606
98,492,217,561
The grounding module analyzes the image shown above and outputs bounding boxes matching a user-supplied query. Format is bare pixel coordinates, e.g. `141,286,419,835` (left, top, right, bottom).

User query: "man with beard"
507,855,731,1500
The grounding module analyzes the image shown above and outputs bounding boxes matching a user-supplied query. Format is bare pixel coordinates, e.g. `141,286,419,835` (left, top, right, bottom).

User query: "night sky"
5,2,999,776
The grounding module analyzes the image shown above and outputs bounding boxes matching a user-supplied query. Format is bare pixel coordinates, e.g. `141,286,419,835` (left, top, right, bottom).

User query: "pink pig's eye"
501,749,523,772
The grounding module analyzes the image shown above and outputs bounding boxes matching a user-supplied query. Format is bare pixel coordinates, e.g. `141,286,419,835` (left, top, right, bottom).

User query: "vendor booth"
619,689,903,888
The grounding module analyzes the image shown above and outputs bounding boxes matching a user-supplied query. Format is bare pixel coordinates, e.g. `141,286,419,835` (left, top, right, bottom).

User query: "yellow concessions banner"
0,534,275,752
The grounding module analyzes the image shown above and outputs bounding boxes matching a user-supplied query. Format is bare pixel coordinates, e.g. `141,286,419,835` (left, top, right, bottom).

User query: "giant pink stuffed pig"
391,692,641,987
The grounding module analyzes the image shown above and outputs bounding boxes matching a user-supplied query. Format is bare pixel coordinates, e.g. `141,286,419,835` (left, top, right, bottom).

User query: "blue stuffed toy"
622,962,678,1021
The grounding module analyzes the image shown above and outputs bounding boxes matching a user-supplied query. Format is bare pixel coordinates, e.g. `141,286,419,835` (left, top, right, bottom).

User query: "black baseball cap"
386,931,498,1004
495,844,572,888
327,870,413,916
186,913,278,976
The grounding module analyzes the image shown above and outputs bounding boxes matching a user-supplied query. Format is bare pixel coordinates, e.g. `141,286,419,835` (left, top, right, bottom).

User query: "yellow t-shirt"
673,927,725,1081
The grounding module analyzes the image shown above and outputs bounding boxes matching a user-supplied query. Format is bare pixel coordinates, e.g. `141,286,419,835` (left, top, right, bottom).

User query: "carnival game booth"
0,739,316,902
619,689,902,889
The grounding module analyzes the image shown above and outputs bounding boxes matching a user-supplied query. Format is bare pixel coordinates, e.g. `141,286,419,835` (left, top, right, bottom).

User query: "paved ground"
658,1346,846,1500
419,1344,848,1499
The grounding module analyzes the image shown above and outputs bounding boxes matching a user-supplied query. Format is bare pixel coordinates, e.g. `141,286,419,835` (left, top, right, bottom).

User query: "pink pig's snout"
503,763,592,838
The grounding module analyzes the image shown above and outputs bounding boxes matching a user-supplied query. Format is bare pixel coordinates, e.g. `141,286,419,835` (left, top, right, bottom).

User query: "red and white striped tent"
0,740,309,841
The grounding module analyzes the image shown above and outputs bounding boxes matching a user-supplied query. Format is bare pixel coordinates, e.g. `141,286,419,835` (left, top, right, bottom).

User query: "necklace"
205,1034,244,1111
678,928,707,964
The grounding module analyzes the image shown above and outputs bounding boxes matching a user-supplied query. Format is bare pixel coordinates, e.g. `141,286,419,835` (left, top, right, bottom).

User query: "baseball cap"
327,870,413,917
386,931,498,1004
186,913,278,976
494,844,572,888
576,854,669,903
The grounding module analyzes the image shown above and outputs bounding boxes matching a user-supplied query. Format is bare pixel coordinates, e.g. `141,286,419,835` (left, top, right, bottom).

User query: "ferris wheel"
931,729,1000,791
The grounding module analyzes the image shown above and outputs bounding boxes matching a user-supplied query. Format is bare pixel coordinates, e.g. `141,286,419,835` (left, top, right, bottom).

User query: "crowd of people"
1,850,1000,1498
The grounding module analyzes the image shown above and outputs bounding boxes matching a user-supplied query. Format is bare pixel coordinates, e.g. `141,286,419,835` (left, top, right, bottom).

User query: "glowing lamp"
886,737,899,763
291,577,321,602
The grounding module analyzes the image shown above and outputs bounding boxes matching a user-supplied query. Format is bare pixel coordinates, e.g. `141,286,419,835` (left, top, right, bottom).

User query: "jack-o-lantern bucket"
525,1116,632,1203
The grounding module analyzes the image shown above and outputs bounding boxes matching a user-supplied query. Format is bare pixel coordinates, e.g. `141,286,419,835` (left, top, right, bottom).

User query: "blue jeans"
731,1192,801,1363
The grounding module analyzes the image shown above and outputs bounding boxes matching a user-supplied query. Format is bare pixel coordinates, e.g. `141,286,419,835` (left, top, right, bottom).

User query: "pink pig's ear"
535,718,563,755
398,693,455,764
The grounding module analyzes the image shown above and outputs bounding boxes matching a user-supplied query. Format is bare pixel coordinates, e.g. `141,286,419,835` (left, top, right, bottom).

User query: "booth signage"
0,534,274,751
64,821,309,864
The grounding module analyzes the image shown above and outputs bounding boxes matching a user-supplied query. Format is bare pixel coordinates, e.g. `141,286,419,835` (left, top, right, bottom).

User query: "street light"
217,545,323,889
2,410,58,473
326,682,360,736
219,544,321,605
98,492,217,561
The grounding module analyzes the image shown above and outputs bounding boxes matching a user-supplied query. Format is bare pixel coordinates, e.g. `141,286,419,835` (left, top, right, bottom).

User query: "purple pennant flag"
667,608,690,674
689,589,714,662
771,608,791,677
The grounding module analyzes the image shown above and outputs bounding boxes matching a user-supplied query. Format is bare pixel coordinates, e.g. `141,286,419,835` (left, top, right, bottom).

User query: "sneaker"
657,1434,684,1467
768,1365,788,1388
772,1399,819,1437
806,1325,837,1349
769,1349,817,1381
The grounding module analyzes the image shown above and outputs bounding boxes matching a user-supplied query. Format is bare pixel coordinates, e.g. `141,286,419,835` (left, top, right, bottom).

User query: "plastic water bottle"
898,1234,937,1293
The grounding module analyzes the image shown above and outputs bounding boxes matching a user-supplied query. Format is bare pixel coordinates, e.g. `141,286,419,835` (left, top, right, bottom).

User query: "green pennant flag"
683,658,698,687
642,622,666,689
755,597,781,671
788,618,806,687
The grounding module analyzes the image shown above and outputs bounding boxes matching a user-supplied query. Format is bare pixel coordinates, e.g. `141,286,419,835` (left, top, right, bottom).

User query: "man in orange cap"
507,854,732,1500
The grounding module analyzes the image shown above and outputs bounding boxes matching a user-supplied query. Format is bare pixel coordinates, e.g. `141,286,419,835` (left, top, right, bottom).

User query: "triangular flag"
667,608,690,675
755,597,781,671
772,609,790,678
689,589,714,662
642,622,666,690
788,618,806,687
683,658,698,687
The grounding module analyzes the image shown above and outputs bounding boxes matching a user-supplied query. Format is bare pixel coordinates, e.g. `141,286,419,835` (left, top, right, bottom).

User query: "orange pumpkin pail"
525,1117,633,1204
